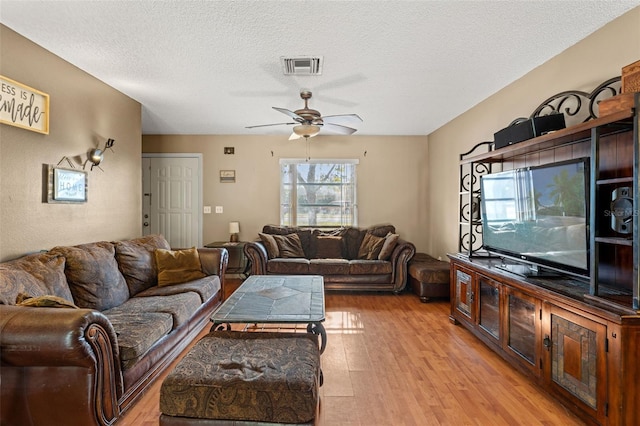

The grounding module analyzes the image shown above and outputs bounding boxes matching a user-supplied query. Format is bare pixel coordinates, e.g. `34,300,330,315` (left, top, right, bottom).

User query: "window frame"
279,158,359,228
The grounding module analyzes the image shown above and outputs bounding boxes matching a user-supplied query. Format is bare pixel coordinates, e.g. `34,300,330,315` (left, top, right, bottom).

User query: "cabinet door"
504,287,541,376
453,266,474,322
543,304,607,423
477,275,501,342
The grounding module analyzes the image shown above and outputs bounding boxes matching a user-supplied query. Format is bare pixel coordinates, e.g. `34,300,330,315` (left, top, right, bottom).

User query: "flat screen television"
479,158,589,278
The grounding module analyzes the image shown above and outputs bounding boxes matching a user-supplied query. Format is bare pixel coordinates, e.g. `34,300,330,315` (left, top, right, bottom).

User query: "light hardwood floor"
117,291,585,426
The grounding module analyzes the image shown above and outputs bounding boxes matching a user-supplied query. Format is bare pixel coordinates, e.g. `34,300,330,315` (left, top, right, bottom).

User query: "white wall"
143,134,429,248
0,25,142,261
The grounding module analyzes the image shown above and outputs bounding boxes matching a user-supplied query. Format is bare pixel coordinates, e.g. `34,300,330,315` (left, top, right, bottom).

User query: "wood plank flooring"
117,291,585,425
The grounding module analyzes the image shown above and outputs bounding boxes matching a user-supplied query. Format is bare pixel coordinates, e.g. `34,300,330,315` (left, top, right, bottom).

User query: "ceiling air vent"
280,56,323,75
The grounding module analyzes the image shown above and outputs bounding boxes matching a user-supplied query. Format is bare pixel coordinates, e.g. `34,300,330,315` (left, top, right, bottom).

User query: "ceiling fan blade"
245,122,296,129
322,123,358,135
273,107,305,122
321,114,363,126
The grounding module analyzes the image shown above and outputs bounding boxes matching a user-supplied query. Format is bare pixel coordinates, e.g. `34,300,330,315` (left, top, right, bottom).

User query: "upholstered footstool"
408,253,450,303
160,331,321,425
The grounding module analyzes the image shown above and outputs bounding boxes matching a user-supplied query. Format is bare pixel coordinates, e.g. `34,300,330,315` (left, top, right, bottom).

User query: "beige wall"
0,25,142,261
427,7,640,260
143,134,429,249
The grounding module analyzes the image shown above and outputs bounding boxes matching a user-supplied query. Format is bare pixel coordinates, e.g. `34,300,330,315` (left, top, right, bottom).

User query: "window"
280,159,358,227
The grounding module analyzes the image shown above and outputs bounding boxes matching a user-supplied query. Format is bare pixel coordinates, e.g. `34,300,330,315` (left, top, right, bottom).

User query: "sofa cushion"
267,259,310,275
357,232,385,260
349,260,393,275
155,247,207,287
136,275,220,304
262,225,313,258
309,259,349,275
0,252,72,305
115,234,171,296
105,311,173,370
378,233,399,260
273,234,306,258
315,236,344,259
51,242,130,311
104,291,202,329
341,227,364,260
259,233,280,259
368,224,396,237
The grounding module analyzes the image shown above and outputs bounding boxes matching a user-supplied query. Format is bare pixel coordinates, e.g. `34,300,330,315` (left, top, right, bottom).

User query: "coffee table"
210,275,327,353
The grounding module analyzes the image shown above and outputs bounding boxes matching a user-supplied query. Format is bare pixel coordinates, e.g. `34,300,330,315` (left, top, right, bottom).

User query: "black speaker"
611,187,633,234
494,114,566,149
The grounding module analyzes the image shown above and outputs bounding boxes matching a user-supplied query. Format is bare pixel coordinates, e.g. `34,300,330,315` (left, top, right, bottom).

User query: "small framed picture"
220,170,236,183
47,165,88,203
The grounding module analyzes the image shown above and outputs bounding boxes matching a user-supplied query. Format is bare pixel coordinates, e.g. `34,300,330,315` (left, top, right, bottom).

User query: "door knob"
143,222,149,227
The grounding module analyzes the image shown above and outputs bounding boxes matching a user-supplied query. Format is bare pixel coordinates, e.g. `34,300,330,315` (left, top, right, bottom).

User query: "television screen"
480,159,589,277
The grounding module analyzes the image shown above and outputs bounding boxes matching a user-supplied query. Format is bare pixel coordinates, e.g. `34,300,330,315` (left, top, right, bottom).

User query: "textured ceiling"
1,1,638,136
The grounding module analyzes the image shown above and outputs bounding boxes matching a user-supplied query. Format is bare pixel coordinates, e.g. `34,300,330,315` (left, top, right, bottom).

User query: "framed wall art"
47,165,88,203
0,75,50,134
220,170,236,183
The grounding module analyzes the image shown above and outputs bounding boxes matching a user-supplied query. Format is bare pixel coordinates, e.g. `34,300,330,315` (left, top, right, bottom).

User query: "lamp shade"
229,222,240,234
292,124,320,138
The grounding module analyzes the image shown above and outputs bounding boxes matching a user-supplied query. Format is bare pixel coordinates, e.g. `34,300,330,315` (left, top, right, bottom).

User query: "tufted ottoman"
159,331,321,425
408,253,450,303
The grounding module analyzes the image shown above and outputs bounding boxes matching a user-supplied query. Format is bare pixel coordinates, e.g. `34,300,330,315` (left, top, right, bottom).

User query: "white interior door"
142,154,202,248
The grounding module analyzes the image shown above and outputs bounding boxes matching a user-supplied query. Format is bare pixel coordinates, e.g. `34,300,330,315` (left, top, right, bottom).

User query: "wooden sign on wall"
0,75,49,134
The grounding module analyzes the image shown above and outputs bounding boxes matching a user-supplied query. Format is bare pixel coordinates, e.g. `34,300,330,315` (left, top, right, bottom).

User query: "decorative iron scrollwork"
510,77,621,127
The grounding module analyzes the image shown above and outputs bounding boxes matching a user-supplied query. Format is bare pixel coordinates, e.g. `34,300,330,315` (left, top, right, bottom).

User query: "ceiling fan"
246,90,362,140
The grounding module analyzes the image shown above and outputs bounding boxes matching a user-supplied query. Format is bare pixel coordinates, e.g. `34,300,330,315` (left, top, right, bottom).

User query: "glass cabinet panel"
507,291,537,365
478,276,500,340
455,268,473,320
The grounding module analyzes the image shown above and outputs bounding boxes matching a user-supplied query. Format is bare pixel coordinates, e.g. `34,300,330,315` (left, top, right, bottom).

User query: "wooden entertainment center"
450,79,639,426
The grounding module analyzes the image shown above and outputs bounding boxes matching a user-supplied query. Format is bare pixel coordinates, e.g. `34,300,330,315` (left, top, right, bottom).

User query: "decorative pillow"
357,232,386,260
115,234,171,296
378,233,400,261
259,233,280,259
16,293,78,309
50,242,130,311
315,236,344,259
155,247,207,287
273,234,306,258
0,252,72,305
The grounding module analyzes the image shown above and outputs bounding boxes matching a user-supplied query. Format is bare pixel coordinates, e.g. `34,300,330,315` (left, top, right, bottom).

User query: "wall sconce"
229,221,240,242
85,138,115,171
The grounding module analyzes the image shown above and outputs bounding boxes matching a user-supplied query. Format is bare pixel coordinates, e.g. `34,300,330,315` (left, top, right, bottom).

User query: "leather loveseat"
0,234,228,426
244,224,415,293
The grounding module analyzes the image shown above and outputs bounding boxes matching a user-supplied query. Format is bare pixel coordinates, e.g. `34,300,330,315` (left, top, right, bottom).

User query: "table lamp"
229,221,240,242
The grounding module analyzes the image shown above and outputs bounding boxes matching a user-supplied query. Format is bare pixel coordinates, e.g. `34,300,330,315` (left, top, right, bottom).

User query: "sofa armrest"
197,247,229,277
388,239,416,294
244,241,268,275
0,305,122,425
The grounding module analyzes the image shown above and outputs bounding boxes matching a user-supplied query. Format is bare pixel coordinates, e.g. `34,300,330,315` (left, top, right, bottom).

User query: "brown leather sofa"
244,224,415,293
0,235,228,426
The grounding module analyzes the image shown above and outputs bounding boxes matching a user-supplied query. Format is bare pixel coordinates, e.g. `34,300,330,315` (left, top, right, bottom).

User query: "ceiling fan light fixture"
293,124,320,138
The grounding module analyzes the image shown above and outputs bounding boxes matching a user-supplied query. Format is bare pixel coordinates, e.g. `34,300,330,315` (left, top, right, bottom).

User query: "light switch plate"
203,206,212,214
215,206,223,214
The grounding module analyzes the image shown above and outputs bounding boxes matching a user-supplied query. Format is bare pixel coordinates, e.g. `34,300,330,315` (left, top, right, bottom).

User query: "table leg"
307,322,326,354
211,323,231,332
